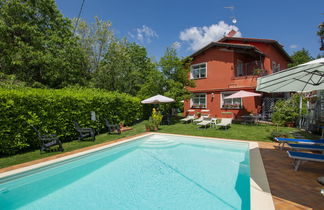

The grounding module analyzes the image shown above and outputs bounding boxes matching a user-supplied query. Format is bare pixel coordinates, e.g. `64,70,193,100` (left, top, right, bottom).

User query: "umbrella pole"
299,94,303,129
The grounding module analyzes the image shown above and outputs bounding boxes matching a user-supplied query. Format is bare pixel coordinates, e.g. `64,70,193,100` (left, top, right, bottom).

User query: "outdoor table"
241,115,260,124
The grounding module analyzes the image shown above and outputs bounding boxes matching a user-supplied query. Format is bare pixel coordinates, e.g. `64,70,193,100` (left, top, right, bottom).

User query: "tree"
73,17,113,73
159,47,195,101
288,48,313,68
94,38,156,95
0,0,90,88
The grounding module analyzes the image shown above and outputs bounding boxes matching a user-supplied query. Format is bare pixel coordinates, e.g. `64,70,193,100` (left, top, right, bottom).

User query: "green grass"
157,122,298,142
0,121,146,169
1,119,320,169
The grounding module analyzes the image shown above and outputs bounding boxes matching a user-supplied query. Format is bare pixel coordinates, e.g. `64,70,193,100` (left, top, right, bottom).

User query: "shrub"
0,87,142,155
272,94,306,127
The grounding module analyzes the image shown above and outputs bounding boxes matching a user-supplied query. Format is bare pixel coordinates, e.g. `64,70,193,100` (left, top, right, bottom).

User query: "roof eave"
189,42,264,58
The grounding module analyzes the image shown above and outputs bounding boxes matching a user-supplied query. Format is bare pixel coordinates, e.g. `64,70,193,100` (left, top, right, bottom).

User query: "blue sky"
56,0,324,61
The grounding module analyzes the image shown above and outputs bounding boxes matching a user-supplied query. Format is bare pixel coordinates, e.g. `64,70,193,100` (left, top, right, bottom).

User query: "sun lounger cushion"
275,138,324,144
288,143,324,151
287,151,324,171
197,120,211,126
287,151,324,161
181,115,195,122
275,137,324,150
215,118,232,129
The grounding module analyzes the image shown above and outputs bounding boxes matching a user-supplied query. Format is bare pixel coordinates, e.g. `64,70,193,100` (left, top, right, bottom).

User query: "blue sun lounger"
275,137,324,150
287,151,324,171
287,143,324,153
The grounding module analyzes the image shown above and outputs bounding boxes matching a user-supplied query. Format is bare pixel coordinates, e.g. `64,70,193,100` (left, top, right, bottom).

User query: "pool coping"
0,132,274,210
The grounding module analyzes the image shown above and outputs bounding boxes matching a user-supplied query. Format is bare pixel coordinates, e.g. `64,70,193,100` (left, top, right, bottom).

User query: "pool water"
0,134,250,210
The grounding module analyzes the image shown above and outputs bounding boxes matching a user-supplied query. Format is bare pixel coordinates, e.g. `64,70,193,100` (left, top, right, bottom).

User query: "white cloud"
290,44,298,49
171,41,181,49
179,21,242,51
129,25,158,43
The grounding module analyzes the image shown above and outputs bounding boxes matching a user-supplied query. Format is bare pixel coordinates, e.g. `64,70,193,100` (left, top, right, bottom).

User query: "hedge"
0,87,142,155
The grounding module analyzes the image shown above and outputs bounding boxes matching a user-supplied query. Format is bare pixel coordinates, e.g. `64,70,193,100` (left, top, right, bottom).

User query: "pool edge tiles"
0,133,274,210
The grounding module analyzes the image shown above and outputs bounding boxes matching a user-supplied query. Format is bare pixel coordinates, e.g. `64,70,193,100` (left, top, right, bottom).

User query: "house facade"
184,37,292,118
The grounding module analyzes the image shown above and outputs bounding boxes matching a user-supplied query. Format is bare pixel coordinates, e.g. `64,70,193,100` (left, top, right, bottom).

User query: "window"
191,63,207,79
191,93,206,108
236,60,243,76
221,92,242,109
272,61,280,73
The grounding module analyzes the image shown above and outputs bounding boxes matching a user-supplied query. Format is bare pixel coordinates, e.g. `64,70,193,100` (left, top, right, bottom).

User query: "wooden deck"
258,142,324,209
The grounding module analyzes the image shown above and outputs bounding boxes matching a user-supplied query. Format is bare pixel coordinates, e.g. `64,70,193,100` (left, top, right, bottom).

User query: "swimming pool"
0,134,273,210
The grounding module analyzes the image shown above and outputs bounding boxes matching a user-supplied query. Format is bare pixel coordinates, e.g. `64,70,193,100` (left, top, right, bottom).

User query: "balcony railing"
235,60,266,77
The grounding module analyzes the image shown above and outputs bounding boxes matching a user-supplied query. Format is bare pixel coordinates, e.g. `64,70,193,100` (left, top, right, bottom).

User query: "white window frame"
220,91,242,109
190,93,207,108
190,62,207,79
236,60,243,77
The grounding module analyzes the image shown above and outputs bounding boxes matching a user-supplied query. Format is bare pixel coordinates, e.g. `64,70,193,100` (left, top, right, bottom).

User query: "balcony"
235,60,266,77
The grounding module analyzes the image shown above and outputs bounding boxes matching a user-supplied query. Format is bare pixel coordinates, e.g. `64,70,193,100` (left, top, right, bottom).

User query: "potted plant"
150,108,163,130
145,122,151,131
196,112,201,118
253,68,266,76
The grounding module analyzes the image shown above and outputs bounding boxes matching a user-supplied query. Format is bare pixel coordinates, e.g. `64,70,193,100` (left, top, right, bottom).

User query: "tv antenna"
224,6,237,24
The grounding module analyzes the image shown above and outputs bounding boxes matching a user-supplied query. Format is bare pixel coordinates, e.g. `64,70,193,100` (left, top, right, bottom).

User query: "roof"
219,37,292,62
189,42,265,58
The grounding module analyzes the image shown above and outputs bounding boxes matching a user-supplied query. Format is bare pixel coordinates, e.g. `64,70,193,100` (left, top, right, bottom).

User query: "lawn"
0,121,147,169
157,122,298,142
0,120,318,169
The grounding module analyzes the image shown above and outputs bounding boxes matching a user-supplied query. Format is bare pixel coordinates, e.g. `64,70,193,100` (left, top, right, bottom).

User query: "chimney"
227,29,237,37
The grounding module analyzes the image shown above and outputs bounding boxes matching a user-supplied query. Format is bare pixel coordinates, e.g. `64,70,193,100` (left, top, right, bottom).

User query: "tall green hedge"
0,88,142,155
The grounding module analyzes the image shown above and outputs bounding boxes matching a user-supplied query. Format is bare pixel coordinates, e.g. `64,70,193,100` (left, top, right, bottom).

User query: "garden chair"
32,126,64,153
104,119,121,134
287,143,324,154
73,120,96,141
287,151,324,171
197,118,212,129
275,137,324,150
215,118,232,129
180,114,195,123
210,118,218,128
193,114,210,123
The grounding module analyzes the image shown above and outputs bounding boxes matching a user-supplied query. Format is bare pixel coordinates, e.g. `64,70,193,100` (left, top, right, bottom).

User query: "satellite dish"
232,18,237,24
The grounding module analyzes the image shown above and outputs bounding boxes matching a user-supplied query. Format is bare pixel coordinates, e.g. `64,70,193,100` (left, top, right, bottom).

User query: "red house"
184,37,292,119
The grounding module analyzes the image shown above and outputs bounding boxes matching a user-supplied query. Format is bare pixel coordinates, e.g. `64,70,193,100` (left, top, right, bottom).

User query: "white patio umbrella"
256,58,324,128
256,61,324,93
298,57,324,66
141,94,175,104
224,90,261,99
